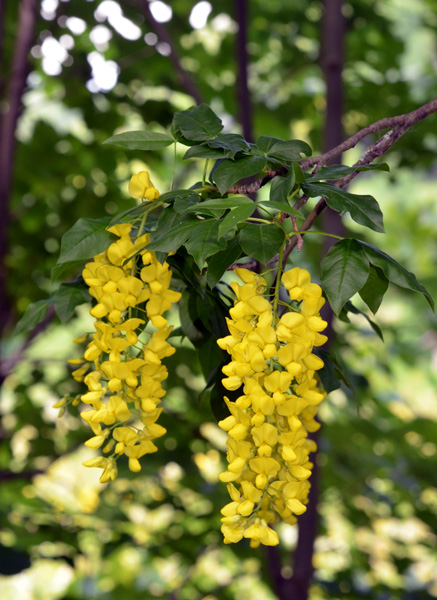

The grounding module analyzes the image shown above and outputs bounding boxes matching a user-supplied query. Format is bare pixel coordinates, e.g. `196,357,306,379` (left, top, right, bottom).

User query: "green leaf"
183,145,229,160
196,336,224,381
148,209,199,254
293,162,306,184
255,137,312,161
51,260,85,283
269,168,296,204
303,183,385,233
320,239,370,315
213,156,266,195
258,200,303,218
239,224,285,264
15,299,53,335
179,290,207,346
357,240,435,310
306,162,390,182
359,264,389,314
184,219,227,268
207,239,242,288
186,196,250,213
173,104,223,142
185,134,250,160
208,134,250,155
218,202,256,238
196,291,229,339
54,283,90,323
173,193,201,214
159,189,199,204
269,140,312,161
57,217,115,264
340,301,384,341
102,130,173,150
256,136,286,153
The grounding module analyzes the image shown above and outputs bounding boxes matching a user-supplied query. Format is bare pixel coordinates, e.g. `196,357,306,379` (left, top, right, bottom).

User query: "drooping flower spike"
70,173,181,483
216,267,327,547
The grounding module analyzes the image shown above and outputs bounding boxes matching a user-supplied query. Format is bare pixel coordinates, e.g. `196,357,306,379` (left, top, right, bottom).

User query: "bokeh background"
1,1,437,599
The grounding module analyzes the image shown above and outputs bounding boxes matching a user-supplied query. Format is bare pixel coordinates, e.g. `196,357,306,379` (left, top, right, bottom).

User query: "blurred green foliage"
1,0,436,599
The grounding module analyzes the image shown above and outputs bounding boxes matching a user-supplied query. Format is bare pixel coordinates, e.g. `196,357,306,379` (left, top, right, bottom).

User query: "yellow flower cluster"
216,267,328,547
70,176,181,483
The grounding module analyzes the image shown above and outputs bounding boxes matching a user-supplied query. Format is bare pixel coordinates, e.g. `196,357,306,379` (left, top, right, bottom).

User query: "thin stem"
202,159,209,187
171,142,177,191
247,217,274,225
273,241,285,323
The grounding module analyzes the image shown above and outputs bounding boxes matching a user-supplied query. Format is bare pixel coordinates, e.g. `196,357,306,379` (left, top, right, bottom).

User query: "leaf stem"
202,159,209,187
171,142,177,191
273,240,286,323
247,217,273,225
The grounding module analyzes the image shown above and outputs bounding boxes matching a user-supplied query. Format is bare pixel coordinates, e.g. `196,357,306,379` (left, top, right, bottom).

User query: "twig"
139,0,204,105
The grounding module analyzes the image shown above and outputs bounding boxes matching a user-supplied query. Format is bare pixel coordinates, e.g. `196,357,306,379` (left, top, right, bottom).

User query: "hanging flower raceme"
69,173,181,483
216,267,328,547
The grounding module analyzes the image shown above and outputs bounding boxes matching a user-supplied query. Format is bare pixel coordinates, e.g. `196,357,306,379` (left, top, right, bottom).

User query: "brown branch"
300,97,437,170
229,98,437,197
139,0,204,105
227,97,437,273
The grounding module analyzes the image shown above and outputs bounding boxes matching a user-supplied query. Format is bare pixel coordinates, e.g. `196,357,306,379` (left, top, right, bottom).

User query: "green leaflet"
103,130,173,150
184,219,227,268
321,239,370,315
14,298,53,335
173,104,223,142
357,240,435,310
239,224,285,264
212,156,266,195
359,264,389,314
303,183,385,233
57,217,115,264
206,239,242,288
54,283,90,323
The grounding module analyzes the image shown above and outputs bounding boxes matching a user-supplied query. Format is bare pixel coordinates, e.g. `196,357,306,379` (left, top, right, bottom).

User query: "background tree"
1,1,437,599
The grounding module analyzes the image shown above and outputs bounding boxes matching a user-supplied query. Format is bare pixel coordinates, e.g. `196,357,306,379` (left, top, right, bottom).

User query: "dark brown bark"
0,0,39,337
284,5,346,596
320,0,346,349
235,0,253,142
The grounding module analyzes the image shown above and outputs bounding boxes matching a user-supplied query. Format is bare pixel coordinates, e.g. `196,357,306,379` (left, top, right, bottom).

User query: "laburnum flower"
70,191,181,483
128,171,160,201
216,267,328,547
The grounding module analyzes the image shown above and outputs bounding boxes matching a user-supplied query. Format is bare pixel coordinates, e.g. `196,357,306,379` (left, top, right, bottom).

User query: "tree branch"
300,97,437,170
229,97,437,197
139,0,204,105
